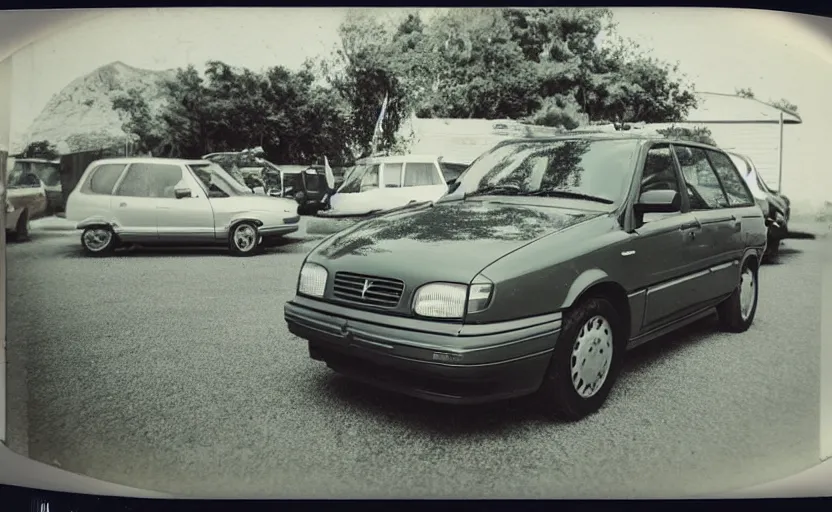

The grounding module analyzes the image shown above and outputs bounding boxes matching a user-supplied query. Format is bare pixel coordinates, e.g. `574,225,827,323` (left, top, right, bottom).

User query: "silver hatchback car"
65,157,300,256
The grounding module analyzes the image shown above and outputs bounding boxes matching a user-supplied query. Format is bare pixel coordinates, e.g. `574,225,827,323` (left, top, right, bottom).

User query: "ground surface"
4,218,825,498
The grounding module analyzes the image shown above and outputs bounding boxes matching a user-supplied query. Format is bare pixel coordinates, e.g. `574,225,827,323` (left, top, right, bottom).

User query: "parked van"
318,154,468,218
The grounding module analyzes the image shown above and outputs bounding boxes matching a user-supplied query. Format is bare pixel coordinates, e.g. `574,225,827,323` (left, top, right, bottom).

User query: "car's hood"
309,199,603,283
211,195,297,215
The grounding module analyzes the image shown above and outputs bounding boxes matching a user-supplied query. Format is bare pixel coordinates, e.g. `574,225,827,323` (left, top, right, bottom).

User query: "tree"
417,9,542,120
735,87,755,99
655,125,717,146
588,33,697,124
15,140,60,160
325,10,412,158
112,88,168,156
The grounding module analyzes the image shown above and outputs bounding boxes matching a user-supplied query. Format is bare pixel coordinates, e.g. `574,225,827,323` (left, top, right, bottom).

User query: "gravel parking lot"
4,219,825,498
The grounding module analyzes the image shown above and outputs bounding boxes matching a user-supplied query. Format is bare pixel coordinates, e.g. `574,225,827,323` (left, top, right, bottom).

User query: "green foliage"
64,131,125,154
111,8,701,162
655,125,717,146
15,140,60,160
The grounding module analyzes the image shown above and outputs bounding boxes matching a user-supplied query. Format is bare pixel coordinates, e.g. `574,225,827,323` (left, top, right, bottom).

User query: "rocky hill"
16,61,177,154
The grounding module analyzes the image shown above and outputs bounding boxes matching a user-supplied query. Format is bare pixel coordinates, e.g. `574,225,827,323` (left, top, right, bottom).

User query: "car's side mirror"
174,187,192,199
634,189,681,214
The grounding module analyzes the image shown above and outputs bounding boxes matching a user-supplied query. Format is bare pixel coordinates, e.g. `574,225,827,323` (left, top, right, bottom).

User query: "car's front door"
111,163,160,242
673,145,745,302
157,163,216,243
626,143,706,329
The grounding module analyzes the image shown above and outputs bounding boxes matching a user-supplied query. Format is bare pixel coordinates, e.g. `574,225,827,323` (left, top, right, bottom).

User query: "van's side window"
85,164,127,195
404,163,443,187
116,164,185,198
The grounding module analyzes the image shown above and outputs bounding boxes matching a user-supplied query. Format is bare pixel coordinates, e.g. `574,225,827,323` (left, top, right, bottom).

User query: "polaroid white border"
0,7,829,500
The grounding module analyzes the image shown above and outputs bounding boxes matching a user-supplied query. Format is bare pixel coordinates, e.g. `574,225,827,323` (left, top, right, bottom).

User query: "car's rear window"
84,164,127,195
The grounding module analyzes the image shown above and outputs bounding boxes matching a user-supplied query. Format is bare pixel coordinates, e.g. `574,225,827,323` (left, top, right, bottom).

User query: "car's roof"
91,157,211,166
495,131,720,150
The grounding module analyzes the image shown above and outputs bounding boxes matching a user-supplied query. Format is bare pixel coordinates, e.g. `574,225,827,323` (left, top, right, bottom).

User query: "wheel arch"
561,269,632,340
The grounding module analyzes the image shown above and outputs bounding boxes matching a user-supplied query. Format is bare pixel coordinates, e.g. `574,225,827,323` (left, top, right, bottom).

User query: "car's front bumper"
260,215,300,237
284,296,562,404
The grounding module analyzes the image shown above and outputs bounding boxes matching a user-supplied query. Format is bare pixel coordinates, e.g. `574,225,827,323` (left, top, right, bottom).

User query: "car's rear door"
111,163,161,242
672,145,745,301
626,143,706,329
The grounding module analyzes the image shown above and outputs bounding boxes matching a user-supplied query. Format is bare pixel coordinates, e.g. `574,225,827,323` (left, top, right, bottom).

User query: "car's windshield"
338,163,379,193
188,162,253,197
454,138,640,206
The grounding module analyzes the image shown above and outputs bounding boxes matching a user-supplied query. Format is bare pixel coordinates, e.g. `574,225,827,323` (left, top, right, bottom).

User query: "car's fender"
76,215,117,231
560,268,613,310
223,210,287,235
741,247,764,271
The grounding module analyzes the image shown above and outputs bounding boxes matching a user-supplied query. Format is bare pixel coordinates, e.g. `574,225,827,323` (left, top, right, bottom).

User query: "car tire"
8,210,30,242
535,296,626,421
80,225,117,257
716,259,758,333
228,221,261,257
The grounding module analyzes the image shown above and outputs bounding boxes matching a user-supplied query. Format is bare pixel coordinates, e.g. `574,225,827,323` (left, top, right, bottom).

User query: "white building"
633,91,802,191
395,115,563,165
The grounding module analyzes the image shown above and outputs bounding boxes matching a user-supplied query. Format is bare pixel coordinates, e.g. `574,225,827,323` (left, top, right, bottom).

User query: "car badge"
361,279,373,299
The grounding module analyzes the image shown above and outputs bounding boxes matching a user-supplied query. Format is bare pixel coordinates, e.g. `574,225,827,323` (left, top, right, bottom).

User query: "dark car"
727,152,790,260
284,134,767,421
265,165,329,215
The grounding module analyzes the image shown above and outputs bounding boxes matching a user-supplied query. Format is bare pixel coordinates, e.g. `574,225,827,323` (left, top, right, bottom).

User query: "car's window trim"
114,162,186,198
670,143,729,211
703,149,756,209
83,163,129,195
402,160,444,188
631,142,689,225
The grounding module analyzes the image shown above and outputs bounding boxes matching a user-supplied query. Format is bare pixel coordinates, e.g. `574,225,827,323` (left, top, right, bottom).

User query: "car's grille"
332,272,404,308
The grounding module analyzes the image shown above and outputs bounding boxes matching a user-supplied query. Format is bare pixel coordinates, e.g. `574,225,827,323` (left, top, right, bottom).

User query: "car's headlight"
412,280,494,319
298,262,328,297
5,200,13,214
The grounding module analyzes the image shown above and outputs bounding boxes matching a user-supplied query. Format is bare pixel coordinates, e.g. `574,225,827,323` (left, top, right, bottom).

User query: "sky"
8,7,832,210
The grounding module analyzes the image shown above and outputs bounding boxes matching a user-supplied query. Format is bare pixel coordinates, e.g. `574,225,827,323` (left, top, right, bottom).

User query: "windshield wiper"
466,185,523,197
526,188,614,204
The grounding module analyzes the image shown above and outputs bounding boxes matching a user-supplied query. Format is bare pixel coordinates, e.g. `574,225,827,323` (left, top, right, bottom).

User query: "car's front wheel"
228,221,261,256
536,296,626,421
716,259,758,332
80,226,117,256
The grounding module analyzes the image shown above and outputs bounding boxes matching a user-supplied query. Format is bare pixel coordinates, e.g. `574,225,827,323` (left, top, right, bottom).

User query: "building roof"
687,92,802,124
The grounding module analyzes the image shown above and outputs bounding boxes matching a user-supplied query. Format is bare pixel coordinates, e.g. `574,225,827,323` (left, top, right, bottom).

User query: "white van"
319,154,467,218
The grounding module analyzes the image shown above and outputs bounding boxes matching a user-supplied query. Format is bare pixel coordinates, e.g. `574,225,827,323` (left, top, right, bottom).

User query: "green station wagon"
284,134,768,421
